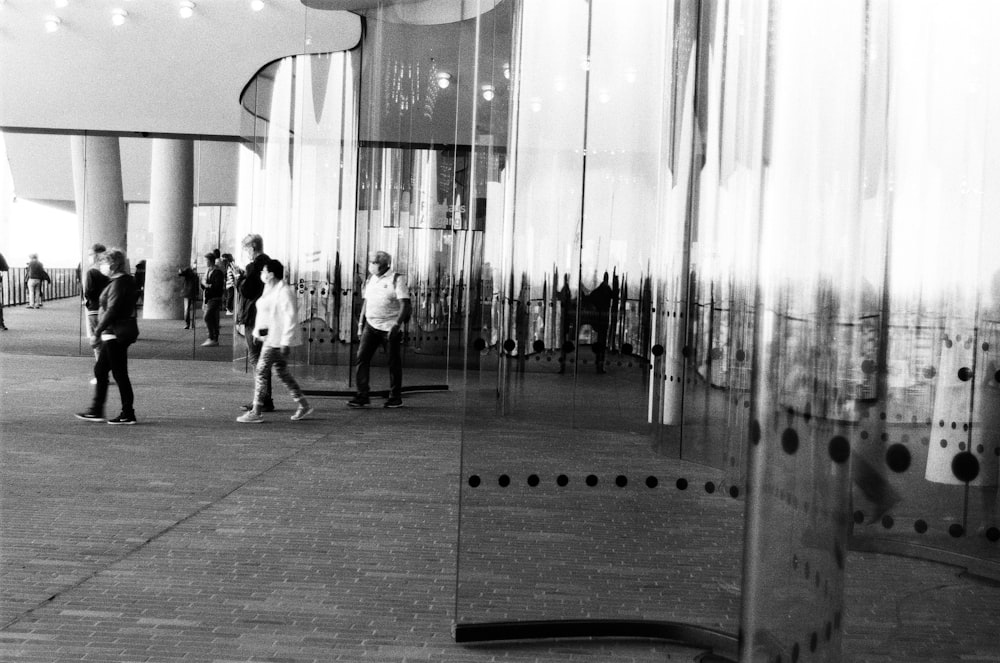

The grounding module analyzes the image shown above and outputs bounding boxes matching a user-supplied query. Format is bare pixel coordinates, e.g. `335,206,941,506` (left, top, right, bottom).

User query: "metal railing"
1,267,81,307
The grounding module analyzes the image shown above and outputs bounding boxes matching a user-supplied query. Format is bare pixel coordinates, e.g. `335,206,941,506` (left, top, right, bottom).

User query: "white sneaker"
201,339,219,347
237,410,265,424
291,405,314,421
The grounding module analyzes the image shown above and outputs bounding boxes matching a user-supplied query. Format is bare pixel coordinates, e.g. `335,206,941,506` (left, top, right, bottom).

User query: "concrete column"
143,138,194,320
71,135,127,262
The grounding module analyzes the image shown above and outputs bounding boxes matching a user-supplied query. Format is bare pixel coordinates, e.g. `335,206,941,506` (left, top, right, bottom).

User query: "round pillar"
143,138,194,320
71,135,127,263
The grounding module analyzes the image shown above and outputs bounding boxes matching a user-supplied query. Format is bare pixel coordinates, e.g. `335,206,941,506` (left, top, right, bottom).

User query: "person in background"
178,265,200,329
25,253,49,309
134,260,146,307
237,259,313,423
75,248,140,425
236,234,273,412
0,251,8,330
83,244,109,357
221,253,236,314
348,250,411,408
200,252,225,347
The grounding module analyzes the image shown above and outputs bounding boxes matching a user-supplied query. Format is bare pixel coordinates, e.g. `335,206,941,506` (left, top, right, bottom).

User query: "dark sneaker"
384,397,403,408
107,413,137,425
75,411,105,422
347,396,370,408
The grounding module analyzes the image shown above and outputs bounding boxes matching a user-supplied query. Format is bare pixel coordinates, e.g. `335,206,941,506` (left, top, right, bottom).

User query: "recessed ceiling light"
435,72,452,89
179,0,195,18
481,85,495,101
44,15,61,32
251,0,265,10
111,8,128,26
54,0,69,8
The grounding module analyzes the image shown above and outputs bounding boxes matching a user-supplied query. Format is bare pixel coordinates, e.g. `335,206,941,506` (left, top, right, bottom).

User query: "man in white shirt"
348,251,412,408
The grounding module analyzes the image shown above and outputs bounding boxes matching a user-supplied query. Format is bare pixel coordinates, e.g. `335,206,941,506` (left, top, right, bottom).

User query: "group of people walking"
71,234,412,427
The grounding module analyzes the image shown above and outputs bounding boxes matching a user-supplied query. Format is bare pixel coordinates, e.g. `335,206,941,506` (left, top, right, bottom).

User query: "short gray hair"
242,233,263,252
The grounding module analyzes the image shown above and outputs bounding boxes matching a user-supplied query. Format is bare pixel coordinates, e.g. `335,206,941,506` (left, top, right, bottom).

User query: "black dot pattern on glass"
502,339,516,352
615,475,628,488
914,520,928,534
557,474,569,487
468,475,481,487
562,340,575,353
951,451,980,483
885,444,911,473
987,527,1000,543
781,428,800,455
586,474,599,487
750,420,762,445
498,474,510,487
676,478,689,490
527,474,539,487
622,343,634,355
828,436,850,464
652,344,664,357
949,523,965,538
473,338,486,351
957,366,973,381
532,339,545,353
704,481,716,494
646,476,658,488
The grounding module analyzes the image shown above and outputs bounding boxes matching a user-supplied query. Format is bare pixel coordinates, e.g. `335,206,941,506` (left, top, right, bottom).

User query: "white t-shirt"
363,271,409,332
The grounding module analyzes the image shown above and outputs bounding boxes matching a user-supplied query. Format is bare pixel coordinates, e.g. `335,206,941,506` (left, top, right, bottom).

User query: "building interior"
2,1,999,661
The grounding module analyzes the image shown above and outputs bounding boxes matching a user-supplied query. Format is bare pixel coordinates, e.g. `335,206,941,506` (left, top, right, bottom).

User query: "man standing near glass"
348,251,411,408
236,234,273,411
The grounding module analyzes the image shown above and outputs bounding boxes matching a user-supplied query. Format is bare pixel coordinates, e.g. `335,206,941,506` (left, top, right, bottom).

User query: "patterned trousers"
254,346,304,407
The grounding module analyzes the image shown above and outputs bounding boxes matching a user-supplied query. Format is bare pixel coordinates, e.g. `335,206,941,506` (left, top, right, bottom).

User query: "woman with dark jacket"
76,248,140,425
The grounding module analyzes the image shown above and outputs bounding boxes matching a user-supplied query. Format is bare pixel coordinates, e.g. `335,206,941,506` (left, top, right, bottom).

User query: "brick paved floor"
1,300,998,662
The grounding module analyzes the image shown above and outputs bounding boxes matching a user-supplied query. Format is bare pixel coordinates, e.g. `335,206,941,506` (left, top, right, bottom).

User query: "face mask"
260,270,268,283
368,262,381,276
99,263,112,276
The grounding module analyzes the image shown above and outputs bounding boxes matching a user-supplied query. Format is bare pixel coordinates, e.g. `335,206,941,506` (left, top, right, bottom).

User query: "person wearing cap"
200,252,225,347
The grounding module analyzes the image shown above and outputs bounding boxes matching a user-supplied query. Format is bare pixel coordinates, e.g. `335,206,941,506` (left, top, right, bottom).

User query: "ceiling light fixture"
481,84,495,101
54,0,69,8
503,63,510,80
179,0,195,18
435,72,452,89
44,15,61,32
250,0,265,10
111,8,128,26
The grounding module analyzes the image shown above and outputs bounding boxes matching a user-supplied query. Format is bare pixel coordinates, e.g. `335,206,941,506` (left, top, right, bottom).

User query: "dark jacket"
237,252,270,327
94,273,140,344
202,266,225,301
26,259,48,281
179,268,200,299
83,267,110,312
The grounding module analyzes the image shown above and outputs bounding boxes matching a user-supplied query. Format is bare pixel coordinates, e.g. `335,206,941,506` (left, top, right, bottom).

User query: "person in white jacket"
237,259,313,423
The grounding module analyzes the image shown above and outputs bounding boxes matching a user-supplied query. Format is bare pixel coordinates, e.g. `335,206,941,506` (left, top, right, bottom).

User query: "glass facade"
51,0,1000,660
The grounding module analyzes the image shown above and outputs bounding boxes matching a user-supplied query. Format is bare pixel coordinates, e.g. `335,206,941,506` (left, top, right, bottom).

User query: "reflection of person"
557,274,573,374
83,243,110,360
25,253,49,308
348,251,411,408
236,234,273,412
75,248,140,425
134,260,146,306
0,251,8,331
237,259,313,423
220,253,236,314
200,252,225,347
178,266,199,329
584,272,613,374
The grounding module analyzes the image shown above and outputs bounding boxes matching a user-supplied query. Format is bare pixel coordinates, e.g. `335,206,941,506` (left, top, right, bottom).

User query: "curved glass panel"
237,51,360,378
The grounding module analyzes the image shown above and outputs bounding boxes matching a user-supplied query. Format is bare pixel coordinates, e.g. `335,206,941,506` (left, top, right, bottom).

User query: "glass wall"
232,0,1000,660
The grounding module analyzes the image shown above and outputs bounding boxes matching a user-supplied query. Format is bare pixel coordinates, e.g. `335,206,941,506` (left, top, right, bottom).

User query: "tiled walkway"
1,300,998,662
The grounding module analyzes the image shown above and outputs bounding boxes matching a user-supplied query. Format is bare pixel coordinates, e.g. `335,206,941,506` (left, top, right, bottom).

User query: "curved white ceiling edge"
0,2,361,137
301,0,499,25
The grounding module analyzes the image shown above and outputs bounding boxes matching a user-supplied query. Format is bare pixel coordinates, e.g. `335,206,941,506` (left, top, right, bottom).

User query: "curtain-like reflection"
238,52,360,372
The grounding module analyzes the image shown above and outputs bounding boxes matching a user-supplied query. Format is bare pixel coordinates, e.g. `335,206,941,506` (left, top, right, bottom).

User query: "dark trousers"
203,298,222,341
91,339,134,415
355,323,402,399
183,298,196,326
245,331,272,404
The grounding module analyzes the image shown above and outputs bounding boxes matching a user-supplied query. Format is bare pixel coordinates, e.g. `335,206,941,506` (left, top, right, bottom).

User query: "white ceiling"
0,0,361,137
